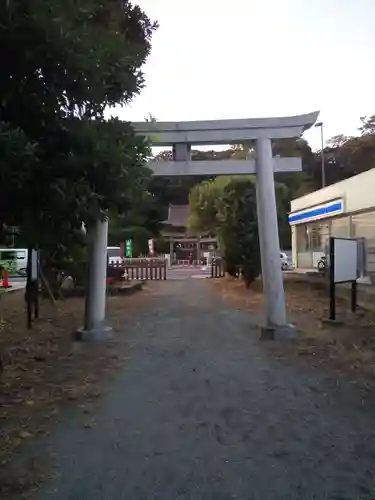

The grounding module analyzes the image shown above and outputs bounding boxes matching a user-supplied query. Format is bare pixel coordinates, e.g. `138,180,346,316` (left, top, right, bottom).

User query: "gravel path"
30,280,375,500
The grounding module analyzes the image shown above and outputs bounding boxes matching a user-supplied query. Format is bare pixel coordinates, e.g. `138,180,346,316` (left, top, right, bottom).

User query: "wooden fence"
109,258,167,281
211,258,226,278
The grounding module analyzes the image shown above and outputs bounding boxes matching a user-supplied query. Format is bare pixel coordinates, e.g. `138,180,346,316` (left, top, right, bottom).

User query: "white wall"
291,168,375,214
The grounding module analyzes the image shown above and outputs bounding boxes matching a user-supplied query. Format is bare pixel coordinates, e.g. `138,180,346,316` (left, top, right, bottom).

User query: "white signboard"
333,238,358,284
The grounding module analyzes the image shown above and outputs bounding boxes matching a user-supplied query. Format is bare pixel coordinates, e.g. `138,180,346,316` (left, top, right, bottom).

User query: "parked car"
107,246,122,266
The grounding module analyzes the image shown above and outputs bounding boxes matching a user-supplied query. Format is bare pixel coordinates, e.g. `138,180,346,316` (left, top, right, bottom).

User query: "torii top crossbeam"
132,111,319,146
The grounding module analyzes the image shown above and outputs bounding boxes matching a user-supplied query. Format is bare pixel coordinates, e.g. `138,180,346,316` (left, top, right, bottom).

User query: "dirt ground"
2,279,375,499
21,280,375,500
212,276,375,385
0,287,151,497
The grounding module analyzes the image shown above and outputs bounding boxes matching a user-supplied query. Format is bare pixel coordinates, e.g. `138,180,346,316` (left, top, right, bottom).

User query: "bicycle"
317,255,327,272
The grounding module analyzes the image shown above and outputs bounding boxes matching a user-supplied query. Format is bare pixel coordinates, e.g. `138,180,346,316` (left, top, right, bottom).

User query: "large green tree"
108,181,165,255
189,176,261,286
189,175,292,285
0,0,157,251
216,178,261,286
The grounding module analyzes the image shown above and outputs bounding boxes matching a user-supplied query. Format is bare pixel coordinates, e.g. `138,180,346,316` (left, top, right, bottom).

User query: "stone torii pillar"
255,137,291,338
76,218,112,341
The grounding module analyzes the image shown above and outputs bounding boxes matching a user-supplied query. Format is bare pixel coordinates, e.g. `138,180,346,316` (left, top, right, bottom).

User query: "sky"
111,0,375,150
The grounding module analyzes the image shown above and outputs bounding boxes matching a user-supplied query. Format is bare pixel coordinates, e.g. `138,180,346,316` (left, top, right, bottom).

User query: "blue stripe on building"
288,200,343,224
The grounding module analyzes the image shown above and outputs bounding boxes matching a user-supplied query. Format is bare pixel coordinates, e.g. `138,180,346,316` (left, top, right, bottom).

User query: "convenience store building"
289,168,375,277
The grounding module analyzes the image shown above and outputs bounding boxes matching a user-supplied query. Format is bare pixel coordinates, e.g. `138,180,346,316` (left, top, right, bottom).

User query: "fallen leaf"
19,431,33,439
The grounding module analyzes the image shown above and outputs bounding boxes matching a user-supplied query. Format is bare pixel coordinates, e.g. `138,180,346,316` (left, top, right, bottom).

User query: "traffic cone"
2,269,9,288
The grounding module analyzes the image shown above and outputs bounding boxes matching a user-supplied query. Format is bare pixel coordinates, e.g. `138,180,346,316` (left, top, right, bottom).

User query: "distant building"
289,168,375,276
161,205,217,263
161,205,190,240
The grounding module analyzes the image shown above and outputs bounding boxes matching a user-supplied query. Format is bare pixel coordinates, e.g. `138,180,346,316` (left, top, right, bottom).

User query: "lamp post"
315,121,325,188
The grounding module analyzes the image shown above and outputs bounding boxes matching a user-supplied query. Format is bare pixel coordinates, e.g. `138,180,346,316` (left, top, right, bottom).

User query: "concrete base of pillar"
320,318,344,327
259,323,296,341
74,325,113,342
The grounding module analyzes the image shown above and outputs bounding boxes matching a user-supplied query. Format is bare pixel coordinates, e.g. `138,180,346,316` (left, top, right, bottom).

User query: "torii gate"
80,111,319,341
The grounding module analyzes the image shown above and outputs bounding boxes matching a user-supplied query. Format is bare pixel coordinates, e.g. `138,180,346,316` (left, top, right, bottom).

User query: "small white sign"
333,238,358,283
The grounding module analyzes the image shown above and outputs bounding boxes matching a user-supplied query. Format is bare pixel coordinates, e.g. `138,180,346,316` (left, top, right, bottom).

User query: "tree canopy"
323,115,375,185
0,0,158,252
188,176,260,285
188,174,292,285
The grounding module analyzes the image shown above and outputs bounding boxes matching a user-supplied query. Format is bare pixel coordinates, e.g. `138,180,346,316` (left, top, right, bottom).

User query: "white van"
0,248,28,276
107,247,122,266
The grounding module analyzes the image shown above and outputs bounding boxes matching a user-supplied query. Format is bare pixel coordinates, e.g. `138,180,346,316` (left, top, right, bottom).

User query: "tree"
188,177,229,233
108,182,165,255
1,1,157,121
327,134,349,148
188,176,261,285
273,138,319,197
305,114,375,188
217,178,261,286
189,175,294,285
359,115,375,135
0,0,158,252
0,118,152,254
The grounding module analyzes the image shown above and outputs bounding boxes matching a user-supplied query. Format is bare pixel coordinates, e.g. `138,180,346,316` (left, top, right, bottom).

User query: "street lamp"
314,121,325,188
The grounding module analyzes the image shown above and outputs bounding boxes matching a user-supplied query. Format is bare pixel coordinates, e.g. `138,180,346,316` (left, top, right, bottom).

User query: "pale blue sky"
112,0,375,150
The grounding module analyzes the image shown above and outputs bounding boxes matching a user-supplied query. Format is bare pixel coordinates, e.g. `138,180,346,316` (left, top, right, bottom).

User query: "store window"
352,211,375,239
296,224,309,252
352,211,375,274
295,221,331,268
331,216,350,238
309,221,330,252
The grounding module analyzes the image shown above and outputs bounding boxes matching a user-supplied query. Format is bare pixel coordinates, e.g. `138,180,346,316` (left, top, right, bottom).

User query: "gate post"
196,237,201,264
77,218,112,341
169,237,173,265
255,137,295,339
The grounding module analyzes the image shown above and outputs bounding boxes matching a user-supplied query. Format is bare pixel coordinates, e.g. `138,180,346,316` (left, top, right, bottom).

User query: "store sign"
288,199,344,225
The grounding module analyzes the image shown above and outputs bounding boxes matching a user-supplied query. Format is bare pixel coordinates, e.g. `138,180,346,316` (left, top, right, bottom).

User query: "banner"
125,239,132,258
148,239,154,255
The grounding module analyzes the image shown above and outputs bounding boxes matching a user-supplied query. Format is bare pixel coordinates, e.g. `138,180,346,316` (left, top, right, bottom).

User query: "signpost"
329,237,359,321
125,239,132,258
25,248,40,329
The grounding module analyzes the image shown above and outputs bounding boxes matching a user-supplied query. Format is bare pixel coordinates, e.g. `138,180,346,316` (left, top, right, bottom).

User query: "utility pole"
315,121,325,188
